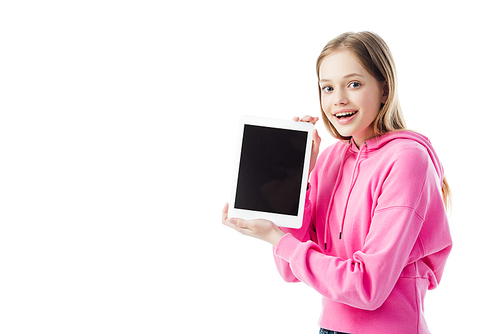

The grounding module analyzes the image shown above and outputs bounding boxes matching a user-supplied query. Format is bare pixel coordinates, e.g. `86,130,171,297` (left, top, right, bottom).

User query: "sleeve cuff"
274,233,301,262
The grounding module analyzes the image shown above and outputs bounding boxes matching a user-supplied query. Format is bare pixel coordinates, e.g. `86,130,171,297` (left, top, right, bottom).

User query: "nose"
334,90,349,106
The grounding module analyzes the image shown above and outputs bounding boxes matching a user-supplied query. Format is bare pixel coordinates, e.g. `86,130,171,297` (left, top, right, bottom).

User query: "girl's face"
319,50,388,147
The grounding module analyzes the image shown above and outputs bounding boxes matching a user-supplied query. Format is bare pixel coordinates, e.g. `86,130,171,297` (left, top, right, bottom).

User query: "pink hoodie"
273,131,452,334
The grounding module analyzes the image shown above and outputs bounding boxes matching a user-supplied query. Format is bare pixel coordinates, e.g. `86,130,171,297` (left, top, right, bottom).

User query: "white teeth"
335,111,357,117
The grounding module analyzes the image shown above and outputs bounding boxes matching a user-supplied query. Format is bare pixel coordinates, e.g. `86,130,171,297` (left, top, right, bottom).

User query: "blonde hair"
316,31,451,210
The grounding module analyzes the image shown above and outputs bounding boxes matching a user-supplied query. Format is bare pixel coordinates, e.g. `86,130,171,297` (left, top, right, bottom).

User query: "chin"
334,127,354,138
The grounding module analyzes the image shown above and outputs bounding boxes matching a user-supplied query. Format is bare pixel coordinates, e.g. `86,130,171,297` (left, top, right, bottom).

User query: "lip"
333,109,358,125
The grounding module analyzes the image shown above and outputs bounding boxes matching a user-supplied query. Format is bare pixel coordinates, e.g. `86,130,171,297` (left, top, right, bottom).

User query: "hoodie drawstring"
339,141,367,240
324,143,350,250
324,141,367,250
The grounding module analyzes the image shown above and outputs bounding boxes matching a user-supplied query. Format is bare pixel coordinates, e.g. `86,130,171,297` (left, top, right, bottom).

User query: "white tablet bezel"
229,115,313,229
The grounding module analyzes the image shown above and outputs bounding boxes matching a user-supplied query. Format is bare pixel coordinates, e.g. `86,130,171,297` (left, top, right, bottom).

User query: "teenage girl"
222,31,452,334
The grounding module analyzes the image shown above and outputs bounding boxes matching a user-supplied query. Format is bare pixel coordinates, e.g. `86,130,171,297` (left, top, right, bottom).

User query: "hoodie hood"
352,130,445,184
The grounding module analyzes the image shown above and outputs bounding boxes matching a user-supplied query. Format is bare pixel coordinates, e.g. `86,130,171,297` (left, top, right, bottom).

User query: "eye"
322,86,333,93
348,81,361,89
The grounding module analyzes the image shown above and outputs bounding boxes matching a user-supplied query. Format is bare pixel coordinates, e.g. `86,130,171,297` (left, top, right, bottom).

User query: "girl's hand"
222,203,285,247
292,115,322,177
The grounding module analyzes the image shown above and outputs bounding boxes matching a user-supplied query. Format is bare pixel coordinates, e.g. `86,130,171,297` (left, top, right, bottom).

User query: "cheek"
321,94,336,113
320,95,328,111
321,96,335,121
359,93,381,116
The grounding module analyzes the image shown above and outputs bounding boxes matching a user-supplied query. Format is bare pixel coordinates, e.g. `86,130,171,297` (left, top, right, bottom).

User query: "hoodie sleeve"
272,186,317,282
273,145,450,310
272,146,325,283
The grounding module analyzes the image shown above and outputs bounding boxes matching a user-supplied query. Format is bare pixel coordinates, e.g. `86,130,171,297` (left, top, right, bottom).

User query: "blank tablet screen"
234,124,308,216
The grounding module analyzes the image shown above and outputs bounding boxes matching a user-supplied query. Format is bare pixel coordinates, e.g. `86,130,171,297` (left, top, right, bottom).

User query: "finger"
231,218,249,230
225,217,251,235
222,203,229,222
292,116,300,122
299,115,319,125
300,115,313,122
223,216,239,230
310,116,319,125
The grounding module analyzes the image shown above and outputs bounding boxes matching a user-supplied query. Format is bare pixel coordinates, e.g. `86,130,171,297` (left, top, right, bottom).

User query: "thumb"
312,129,321,152
313,129,321,144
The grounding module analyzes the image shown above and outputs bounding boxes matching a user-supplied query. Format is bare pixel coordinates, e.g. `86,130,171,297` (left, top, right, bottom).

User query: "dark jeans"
319,328,350,334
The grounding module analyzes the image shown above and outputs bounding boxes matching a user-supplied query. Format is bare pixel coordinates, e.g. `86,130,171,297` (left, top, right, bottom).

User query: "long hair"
316,31,451,210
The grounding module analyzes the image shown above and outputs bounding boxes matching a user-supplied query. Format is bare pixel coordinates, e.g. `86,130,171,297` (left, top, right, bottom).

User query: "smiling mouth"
334,110,358,119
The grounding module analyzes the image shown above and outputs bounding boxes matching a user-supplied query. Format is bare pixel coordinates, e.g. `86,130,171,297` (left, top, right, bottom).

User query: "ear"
381,81,389,104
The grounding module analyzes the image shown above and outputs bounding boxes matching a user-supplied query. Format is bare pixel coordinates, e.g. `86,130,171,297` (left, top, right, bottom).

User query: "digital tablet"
229,115,313,229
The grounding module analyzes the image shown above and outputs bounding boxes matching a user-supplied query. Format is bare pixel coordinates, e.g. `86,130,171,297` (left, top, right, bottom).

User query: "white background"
1,1,499,333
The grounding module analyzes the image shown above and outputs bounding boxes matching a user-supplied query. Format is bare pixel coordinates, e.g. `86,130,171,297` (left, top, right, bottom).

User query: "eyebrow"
319,73,364,82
